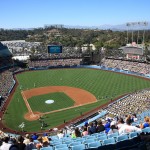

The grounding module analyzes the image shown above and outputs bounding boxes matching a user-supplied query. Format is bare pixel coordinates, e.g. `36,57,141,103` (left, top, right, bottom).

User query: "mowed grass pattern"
3,68,150,132
28,92,75,113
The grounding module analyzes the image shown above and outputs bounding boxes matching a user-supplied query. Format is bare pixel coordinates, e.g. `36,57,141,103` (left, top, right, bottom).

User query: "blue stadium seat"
142,127,150,133
84,138,95,144
91,133,99,137
103,137,116,145
129,132,138,139
34,140,39,143
55,147,69,150
116,134,128,142
54,144,68,150
87,141,101,148
107,132,119,139
73,138,85,143
69,141,82,147
40,147,53,150
97,135,107,141
51,141,62,146
86,136,96,140
70,144,85,150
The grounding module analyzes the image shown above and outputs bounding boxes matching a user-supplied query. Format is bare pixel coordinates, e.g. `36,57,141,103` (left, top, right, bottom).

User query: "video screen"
48,45,62,53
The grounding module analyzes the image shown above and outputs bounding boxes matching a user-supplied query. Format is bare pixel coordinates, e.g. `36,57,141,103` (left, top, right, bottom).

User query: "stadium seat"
69,141,82,147
70,144,85,150
86,136,96,140
129,132,138,139
40,147,53,150
107,132,119,139
34,140,39,143
54,144,68,150
51,141,62,146
87,141,101,148
97,135,107,141
73,138,85,143
55,147,69,150
91,133,99,137
63,140,72,145
142,127,150,133
116,134,128,142
103,137,116,145
84,138,95,144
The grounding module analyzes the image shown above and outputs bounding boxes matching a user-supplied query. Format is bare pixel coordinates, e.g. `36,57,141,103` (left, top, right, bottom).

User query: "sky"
0,0,150,29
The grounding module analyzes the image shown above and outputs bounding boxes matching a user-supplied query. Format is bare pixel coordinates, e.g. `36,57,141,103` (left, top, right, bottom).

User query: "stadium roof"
0,42,12,57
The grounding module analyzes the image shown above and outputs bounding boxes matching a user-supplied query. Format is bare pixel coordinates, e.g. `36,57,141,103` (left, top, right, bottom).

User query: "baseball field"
3,68,150,132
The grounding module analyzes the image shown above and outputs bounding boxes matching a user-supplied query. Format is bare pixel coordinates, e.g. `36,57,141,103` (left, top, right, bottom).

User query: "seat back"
88,141,101,148
71,144,85,150
107,132,119,138
116,134,128,142
103,137,116,145
129,132,138,139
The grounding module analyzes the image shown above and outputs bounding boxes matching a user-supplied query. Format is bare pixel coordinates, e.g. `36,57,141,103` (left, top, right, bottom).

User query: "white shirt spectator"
117,123,125,130
0,142,12,150
119,124,141,135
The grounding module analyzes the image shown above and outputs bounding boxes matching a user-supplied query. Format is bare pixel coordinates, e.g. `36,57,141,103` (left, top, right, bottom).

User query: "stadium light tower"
142,22,148,44
126,21,148,45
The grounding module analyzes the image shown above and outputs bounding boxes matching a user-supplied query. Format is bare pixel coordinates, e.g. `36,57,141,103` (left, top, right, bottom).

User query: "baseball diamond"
2,68,150,132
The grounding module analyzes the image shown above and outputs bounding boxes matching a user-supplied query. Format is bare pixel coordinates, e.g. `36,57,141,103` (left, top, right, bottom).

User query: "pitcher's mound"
24,112,42,121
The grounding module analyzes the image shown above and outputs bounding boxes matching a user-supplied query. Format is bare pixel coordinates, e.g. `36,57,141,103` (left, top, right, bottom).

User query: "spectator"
88,122,96,135
119,119,141,135
31,133,38,140
0,136,12,150
81,126,88,136
71,127,81,138
25,137,36,150
57,130,64,139
16,135,26,150
140,116,150,129
132,114,138,122
104,118,111,133
117,118,125,130
108,125,118,134
23,134,30,145
96,120,105,133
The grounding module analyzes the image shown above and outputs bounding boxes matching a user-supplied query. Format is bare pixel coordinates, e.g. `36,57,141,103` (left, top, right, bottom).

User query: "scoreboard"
48,45,62,54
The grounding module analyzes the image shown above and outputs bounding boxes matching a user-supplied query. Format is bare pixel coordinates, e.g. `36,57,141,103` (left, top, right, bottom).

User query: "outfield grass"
28,92,75,113
3,68,150,132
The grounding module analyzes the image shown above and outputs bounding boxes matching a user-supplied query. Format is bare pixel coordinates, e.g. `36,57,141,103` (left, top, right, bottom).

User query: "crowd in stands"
105,90,150,117
30,52,82,60
28,59,82,68
102,58,150,75
0,112,150,149
0,89,150,149
0,66,25,109
1,40,41,56
0,70,14,108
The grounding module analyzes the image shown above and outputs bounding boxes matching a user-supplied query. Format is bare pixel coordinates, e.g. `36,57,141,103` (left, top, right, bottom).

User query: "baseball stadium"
0,33,150,149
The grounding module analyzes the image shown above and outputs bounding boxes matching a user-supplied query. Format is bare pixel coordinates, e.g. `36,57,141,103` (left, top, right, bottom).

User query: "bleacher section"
102,58,150,75
28,59,82,68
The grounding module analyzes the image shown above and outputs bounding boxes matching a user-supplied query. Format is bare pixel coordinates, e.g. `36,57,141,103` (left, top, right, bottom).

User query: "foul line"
42,101,96,115
21,91,33,114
